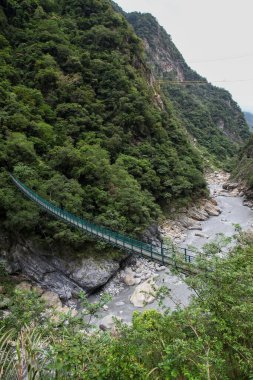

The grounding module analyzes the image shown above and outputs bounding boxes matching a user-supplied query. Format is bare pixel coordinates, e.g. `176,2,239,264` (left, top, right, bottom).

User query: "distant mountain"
113,9,250,161
244,112,253,131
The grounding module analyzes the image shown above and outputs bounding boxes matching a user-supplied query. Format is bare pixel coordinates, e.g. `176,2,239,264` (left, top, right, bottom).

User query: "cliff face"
124,12,250,161
244,112,253,131
0,235,122,300
233,135,253,189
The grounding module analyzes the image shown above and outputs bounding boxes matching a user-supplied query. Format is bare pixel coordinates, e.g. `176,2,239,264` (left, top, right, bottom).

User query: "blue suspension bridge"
10,174,195,266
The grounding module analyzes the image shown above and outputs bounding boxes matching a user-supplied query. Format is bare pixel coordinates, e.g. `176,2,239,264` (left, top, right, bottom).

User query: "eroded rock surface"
161,171,225,243
1,241,122,300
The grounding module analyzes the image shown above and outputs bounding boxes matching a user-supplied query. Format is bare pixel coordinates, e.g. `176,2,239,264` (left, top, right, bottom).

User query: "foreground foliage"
1,234,253,379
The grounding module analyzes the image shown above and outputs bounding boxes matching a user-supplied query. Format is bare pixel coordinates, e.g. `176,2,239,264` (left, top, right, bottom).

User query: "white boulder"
130,278,158,307
123,273,136,286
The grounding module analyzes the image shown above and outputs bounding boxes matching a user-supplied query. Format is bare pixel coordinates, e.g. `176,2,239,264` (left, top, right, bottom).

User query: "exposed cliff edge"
0,232,125,300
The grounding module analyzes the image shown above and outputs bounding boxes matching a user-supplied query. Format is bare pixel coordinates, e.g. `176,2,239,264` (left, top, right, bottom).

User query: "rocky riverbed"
91,171,253,329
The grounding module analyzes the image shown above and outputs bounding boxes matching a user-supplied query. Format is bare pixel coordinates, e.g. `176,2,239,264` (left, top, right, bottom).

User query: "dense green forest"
233,134,253,187
244,111,253,131
124,12,250,161
0,0,207,248
1,232,253,379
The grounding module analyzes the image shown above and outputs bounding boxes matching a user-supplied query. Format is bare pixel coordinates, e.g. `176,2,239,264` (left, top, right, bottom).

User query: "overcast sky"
115,0,253,112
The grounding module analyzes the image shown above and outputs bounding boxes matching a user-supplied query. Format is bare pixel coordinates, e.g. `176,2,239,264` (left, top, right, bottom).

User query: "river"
91,175,253,326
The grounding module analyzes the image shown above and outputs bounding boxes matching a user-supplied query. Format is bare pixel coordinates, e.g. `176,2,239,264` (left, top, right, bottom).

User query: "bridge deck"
10,174,195,266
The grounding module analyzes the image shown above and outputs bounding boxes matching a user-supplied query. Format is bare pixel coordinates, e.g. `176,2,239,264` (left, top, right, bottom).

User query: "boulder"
243,200,253,207
123,273,136,286
230,189,240,197
155,265,166,272
32,285,44,296
204,202,221,216
177,215,195,228
223,182,239,190
68,257,120,291
188,225,202,231
195,232,209,239
188,208,209,221
41,291,62,308
15,281,32,292
0,297,10,309
134,278,142,285
210,198,218,206
99,314,122,330
130,278,158,307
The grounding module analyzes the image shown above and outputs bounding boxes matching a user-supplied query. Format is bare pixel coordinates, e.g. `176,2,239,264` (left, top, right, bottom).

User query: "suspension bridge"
10,174,195,267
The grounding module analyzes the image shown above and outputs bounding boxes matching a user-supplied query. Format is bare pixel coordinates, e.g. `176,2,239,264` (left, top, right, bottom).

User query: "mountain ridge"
114,9,250,161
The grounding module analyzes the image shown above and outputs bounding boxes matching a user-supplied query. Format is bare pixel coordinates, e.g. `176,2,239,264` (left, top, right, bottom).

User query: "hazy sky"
115,0,253,112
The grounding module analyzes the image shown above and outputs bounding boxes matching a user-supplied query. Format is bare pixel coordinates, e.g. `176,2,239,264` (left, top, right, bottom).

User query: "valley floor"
91,171,253,327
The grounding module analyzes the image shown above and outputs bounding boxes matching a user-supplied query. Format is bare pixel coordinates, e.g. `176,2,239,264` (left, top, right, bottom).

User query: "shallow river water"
91,181,253,325
183,183,253,249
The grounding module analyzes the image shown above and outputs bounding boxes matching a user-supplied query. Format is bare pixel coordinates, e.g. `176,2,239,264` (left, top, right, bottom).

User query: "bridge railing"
10,174,196,265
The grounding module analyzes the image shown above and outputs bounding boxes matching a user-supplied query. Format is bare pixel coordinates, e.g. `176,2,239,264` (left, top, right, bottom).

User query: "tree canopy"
0,0,206,248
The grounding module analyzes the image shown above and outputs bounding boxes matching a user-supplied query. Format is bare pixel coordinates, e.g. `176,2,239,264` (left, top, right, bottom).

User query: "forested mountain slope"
0,0,206,248
244,111,253,131
233,135,253,187
123,12,250,161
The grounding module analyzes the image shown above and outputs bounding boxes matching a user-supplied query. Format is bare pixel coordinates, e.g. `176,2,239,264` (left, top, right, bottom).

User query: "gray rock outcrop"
1,240,122,300
204,201,221,216
188,207,209,221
